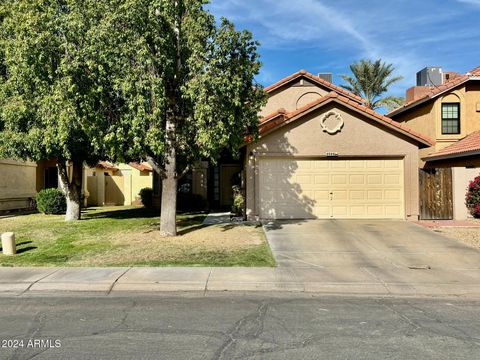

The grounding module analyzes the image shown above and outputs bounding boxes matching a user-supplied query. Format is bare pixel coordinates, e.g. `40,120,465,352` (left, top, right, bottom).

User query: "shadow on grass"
83,207,159,220
177,224,208,236
0,242,37,254
16,246,37,254
219,223,263,232
136,214,208,235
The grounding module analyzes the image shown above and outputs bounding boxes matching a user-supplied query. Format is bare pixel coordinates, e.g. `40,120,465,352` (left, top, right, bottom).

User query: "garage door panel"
314,190,330,200
314,175,329,184
332,174,347,184
348,160,365,169
349,174,365,185
366,160,383,169
385,205,402,217
367,174,383,185
367,205,383,216
259,158,404,219
385,190,401,200
349,190,365,200
350,206,366,216
385,174,401,185
332,206,348,217
367,190,383,200
330,161,347,169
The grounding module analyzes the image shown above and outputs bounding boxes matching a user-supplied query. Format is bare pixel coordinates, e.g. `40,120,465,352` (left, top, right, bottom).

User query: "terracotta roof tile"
129,162,153,172
388,65,480,117
423,131,480,161
97,161,118,171
264,70,364,104
258,92,434,146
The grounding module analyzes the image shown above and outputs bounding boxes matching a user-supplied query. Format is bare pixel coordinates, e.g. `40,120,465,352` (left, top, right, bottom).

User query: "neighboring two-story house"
388,66,480,220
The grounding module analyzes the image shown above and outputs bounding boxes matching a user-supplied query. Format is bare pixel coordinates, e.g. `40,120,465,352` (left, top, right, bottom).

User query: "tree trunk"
160,0,182,236
58,160,83,221
160,119,177,236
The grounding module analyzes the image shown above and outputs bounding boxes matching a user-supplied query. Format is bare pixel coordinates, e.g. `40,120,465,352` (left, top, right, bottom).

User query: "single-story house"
85,161,153,206
0,159,37,212
1,159,153,213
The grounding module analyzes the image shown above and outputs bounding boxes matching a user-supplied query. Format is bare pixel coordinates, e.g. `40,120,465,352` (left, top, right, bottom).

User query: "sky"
209,0,480,97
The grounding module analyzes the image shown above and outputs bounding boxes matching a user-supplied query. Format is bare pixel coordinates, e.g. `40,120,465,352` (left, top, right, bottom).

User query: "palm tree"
341,59,404,111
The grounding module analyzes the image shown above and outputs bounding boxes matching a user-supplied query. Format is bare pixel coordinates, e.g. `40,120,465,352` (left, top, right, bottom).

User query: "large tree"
341,59,404,111
0,0,119,220
106,0,266,236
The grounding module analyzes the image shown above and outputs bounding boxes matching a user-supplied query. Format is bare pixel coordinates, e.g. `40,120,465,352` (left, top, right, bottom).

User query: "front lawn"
0,207,275,267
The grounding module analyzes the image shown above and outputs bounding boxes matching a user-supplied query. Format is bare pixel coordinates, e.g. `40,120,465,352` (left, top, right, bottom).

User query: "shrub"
231,185,245,217
36,188,67,214
466,175,480,218
139,187,154,208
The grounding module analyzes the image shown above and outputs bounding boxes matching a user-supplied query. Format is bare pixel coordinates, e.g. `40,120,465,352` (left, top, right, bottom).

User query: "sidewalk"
1,266,480,298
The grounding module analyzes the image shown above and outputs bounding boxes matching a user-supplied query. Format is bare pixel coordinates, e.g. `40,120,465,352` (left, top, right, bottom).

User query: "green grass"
0,206,275,267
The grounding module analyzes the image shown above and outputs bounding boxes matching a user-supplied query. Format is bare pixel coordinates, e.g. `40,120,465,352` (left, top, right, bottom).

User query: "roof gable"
259,92,434,147
264,70,364,104
388,65,480,117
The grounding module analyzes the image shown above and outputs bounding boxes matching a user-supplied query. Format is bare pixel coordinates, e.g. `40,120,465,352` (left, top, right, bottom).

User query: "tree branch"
176,165,191,180
146,156,166,179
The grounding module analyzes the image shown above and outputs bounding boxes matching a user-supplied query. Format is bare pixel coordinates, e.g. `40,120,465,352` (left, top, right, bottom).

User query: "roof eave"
265,71,364,104
423,149,480,162
388,96,432,117
389,77,480,117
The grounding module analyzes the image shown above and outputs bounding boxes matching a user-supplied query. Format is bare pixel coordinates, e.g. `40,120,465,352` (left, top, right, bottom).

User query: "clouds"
457,0,480,5
210,0,480,95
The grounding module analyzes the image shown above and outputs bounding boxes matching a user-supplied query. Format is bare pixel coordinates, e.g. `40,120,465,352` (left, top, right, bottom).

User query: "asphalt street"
0,293,479,359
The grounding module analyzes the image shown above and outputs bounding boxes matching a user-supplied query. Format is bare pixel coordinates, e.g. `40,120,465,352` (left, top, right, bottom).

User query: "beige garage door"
259,158,405,219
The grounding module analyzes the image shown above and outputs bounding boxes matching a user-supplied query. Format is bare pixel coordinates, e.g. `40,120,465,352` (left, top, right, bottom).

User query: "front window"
441,103,460,134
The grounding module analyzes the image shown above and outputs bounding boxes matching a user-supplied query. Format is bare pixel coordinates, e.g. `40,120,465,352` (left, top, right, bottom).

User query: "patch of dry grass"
0,207,275,267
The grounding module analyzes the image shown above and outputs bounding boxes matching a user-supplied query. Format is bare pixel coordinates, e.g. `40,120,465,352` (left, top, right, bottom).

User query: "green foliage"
341,59,404,110
0,207,275,267
466,175,480,218
104,0,267,166
36,189,67,215
0,0,118,164
139,187,154,208
231,185,244,217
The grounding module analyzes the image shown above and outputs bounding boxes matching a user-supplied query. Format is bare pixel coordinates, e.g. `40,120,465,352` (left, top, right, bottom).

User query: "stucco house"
0,159,153,213
388,66,480,220
0,159,37,212
85,162,153,206
178,70,433,220
242,70,433,220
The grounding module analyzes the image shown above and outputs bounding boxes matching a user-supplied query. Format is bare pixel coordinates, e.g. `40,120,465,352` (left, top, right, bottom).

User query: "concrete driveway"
264,220,480,295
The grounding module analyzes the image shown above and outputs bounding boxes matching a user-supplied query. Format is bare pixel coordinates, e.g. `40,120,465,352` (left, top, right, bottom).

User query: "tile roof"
388,65,480,117
423,131,480,161
129,162,153,172
97,161,118,171
258,92,434,146
264,70,365,104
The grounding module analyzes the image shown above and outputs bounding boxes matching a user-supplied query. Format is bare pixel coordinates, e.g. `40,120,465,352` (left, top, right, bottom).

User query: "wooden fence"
419,168,453,220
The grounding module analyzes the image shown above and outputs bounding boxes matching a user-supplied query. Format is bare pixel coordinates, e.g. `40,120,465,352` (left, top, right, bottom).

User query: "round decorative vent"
320,111,344,134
